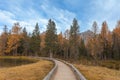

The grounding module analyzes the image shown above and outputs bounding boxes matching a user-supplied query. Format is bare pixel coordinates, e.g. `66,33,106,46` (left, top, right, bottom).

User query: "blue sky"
0,0,120,33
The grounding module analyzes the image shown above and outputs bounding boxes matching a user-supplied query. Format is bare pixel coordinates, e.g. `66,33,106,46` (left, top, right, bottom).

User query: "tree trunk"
50,50,53,58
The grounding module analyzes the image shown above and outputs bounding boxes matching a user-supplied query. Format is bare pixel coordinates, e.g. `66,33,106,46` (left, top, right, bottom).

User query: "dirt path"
51,60,77,80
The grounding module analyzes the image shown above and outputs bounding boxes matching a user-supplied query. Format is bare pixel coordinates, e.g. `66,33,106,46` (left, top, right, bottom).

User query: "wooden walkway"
51,60,77,80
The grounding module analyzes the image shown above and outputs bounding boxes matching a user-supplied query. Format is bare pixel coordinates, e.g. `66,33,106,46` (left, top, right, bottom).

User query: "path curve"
51,60,77,80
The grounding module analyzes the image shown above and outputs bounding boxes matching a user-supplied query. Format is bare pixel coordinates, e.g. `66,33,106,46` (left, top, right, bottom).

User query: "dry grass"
0,57,54,80
74,64,120,80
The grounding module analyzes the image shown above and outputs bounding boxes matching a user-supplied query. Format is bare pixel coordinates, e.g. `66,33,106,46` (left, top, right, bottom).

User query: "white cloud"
0,27,3,34
0,0,49,34
0,10,16,26
92,0,120,11
19,18,48,33
41,0,76,33
0,9,49,33
1,0,119,34
87,0,120,31
0,0,78,34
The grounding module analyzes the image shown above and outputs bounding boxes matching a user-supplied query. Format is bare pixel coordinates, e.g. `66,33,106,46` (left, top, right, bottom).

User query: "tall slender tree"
0,25,8,55
69,18,80,59
100,21,110,60
92,21,98,37
112,21,120,60
45,19,57,58
20,27,30,56
63,29,70,59
90,21,99,59
30,23,41,56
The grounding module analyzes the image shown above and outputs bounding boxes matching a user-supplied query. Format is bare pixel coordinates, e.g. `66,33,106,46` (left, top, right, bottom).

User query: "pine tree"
79,39,86,56
45,19,57,58
69,18,80,59
30,23,41,56
20,27,30,56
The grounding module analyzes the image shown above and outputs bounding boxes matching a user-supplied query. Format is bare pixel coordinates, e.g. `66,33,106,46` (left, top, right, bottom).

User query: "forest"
0,18,120,61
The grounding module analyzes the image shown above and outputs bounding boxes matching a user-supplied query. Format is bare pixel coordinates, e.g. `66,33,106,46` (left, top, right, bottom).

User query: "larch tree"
90,21,100,59
112,21,120,60
6,23,22,55
63,29,70,59
0,25,8,55
100,21,110,60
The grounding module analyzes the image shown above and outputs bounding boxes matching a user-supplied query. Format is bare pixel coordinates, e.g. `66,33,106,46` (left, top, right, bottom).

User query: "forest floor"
0,57,54,80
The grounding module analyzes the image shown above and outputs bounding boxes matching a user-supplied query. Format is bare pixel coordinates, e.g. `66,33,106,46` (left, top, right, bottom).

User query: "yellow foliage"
6,34,22,53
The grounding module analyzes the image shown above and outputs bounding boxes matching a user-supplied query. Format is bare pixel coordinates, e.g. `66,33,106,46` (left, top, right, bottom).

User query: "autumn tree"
62,29,70,59
40,32,46,56
45,19,58,58
69,18,80,59
57,32,64,57
0,25,8,55
112,21,120,60
6,23,22,55
87,21,100,59
99,21,112,60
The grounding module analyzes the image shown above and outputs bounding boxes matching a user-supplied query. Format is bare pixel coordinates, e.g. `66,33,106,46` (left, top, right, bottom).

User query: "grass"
64,56,120,80
67,56,120,70
0,56,54,80
69,57,120,80
99,60,120,70
74,64,120,80
0,56,39,62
